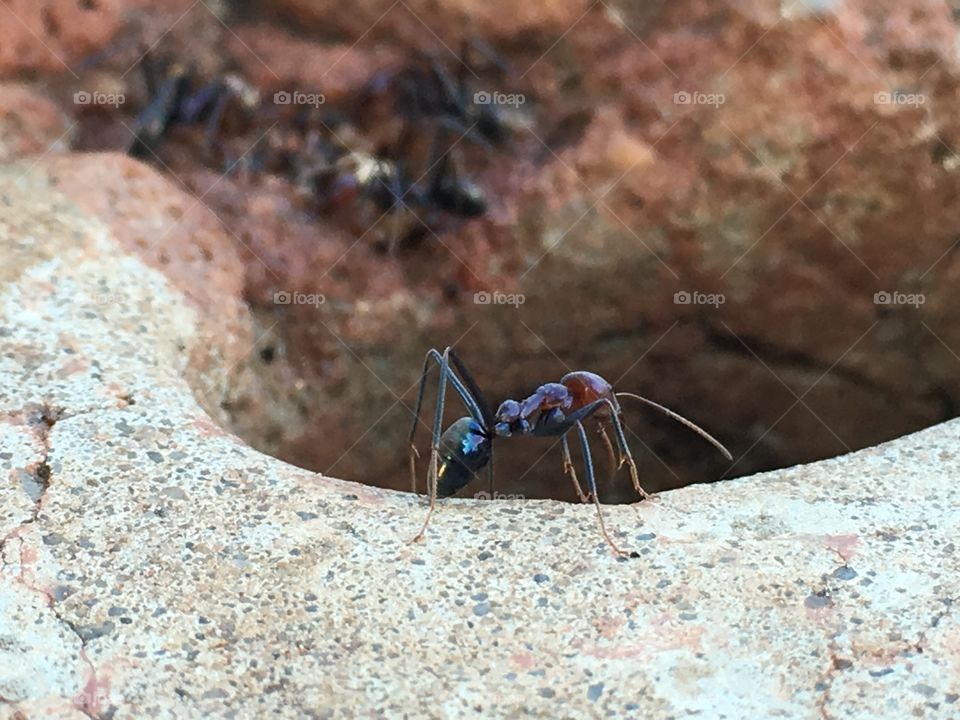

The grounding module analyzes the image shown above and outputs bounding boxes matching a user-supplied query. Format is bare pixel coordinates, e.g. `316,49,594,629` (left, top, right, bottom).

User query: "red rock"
0,0,123,77
35,153,256,401
228,25,402,105
269,0,593,45
0,83,72,162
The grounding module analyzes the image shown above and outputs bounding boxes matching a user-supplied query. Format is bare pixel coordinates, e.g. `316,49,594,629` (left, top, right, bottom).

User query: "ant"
494,372,731,504
127,54,259,160
301,146,413,251
360,38,512,152
408,347,732,556
301,130,486,251
285,38,509,249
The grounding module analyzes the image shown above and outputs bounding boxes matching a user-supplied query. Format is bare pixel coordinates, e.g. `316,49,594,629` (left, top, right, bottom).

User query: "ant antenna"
615,392,732,461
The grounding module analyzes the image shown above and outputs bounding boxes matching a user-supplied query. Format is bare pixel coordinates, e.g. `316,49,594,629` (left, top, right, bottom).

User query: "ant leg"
413,347,452,542
428,57,464,120
201,86,232,155
381,166,407,255
486,447,494,498
408,348,484,474
128,70,186,158
606,410,654,502
537,398,654,502
597,424,618,486
574,421,626,557
408,352,433,495
560,435,589,502
409,443,421,494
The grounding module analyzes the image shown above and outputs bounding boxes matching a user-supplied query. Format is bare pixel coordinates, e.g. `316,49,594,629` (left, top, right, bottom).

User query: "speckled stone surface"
2,160,960,719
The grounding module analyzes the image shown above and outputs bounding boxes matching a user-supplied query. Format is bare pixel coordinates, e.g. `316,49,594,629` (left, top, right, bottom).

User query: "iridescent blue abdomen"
436,417,492,497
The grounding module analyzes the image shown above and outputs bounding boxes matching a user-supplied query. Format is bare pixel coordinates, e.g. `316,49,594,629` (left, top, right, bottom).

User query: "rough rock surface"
2,159,960,719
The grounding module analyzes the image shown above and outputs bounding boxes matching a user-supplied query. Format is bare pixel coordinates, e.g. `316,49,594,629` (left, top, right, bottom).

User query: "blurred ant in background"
408,348,731,556
127,51,261,164
313,38,520,249
367,37,512,150
111,34,526,252
300,144,486,252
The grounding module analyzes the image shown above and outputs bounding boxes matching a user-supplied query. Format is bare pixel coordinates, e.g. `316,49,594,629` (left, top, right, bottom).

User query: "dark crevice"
930,386,958,422
0,404,61,557
582,318,900,403
0,402,103,719
699,322,902,403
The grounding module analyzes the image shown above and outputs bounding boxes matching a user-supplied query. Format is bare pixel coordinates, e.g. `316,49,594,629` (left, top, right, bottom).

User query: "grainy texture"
1,160,959,719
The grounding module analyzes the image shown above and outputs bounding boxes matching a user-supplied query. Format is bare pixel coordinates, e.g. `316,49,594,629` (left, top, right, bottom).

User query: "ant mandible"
408,347,732,556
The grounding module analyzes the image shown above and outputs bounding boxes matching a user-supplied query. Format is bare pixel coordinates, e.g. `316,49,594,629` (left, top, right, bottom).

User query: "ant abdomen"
436,417,491,498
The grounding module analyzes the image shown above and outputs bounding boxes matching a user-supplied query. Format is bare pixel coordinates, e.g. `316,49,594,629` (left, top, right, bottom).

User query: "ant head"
494,399,527,438
495,399,521,423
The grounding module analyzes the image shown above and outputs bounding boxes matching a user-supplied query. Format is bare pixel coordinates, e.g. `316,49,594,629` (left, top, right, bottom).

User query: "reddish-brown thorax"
561,371,619,417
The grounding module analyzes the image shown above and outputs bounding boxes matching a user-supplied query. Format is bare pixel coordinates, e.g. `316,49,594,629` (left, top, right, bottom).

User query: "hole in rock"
63,3,957,504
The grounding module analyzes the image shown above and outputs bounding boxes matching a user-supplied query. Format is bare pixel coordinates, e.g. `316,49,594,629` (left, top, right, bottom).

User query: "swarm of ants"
76,36,527,253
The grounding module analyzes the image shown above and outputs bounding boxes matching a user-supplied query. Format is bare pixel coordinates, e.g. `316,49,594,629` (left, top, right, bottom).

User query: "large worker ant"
408,347,731,556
